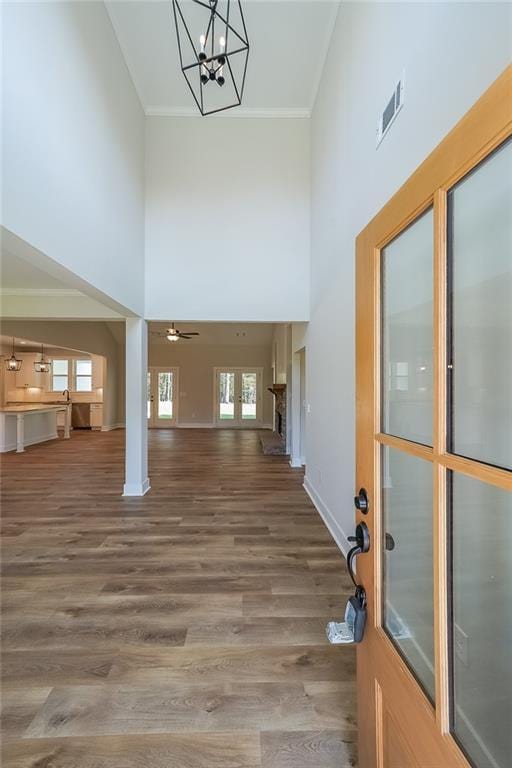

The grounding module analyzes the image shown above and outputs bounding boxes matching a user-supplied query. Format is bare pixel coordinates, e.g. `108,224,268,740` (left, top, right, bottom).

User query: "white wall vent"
376,74,405,147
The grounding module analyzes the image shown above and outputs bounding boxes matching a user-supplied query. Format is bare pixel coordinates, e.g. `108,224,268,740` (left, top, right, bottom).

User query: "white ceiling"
149,321,275,345
1,249,70,290
106,0,339,116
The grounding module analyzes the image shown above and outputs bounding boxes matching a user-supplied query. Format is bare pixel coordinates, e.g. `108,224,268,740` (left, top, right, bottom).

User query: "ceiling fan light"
167,335,180,342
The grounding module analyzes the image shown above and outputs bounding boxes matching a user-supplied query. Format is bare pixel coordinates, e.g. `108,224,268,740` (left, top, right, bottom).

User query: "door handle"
346,521,370,588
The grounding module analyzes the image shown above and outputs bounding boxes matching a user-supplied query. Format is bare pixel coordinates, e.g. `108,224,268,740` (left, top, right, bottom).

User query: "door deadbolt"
354,488,369,514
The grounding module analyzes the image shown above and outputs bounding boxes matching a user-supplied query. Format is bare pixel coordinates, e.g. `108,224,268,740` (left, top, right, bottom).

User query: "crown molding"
0,288,83,297
145,106,311,119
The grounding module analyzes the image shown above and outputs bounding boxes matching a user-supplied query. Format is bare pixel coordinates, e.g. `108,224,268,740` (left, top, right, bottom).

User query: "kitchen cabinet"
91,356,104,390
90,403,103,430
15,354,50,390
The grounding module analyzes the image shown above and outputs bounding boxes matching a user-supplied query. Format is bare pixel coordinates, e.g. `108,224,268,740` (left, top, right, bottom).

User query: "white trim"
145,106,311,119
123,477,151,497
0,288,83,297
303,476,351,558
308,1,339,113
290,456,303,468
101,423,125,432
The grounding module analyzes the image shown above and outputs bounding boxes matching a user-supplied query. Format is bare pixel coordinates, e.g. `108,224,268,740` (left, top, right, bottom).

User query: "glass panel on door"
448,137,512,470
382,446,435,702
218,371,235,421
148,368,177,427
241,372,257,420
157,371,173,420
449,472,512,768
381,208,434,446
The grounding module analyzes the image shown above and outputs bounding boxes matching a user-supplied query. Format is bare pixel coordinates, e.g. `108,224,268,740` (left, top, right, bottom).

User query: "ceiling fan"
152,323,200,342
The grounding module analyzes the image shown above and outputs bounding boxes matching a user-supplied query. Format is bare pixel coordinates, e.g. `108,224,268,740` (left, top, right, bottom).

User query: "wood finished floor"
0,429,356,768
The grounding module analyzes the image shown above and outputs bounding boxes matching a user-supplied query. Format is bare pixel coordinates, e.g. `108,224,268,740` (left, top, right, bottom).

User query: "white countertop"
0,404,69,414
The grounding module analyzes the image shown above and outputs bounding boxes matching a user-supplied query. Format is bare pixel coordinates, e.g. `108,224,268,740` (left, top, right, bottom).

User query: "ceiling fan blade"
178,334,192,339
180,332,200,336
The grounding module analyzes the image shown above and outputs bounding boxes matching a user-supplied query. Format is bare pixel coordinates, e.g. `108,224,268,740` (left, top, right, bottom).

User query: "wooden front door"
355,67,511,768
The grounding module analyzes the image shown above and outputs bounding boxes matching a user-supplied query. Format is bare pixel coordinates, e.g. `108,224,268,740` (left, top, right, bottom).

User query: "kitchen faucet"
62,389,71,403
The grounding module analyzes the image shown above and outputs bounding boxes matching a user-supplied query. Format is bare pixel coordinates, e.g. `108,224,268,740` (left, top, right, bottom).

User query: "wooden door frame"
148,366,179,428
355,66,512,768
213,366,263,428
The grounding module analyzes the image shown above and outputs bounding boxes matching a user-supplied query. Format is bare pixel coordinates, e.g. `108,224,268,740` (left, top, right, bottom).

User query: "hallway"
1,429,357,767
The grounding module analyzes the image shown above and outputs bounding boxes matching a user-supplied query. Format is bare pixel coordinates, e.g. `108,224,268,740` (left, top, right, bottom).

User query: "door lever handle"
346,522,370,588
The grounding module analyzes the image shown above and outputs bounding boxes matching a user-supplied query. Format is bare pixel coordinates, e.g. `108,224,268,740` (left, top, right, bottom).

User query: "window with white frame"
52,360,69,391
75,360,92,391
51,359,93,392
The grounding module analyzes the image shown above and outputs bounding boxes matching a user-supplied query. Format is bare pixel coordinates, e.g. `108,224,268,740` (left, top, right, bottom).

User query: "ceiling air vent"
376,74,405,147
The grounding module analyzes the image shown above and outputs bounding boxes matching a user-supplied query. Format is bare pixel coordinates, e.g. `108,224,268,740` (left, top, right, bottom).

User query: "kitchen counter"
0,404,71,453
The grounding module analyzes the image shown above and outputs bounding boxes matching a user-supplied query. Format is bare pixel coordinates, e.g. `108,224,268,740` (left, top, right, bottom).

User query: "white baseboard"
289,456,303,468
303,476,351,558
102,423,125,432
123,477,151,496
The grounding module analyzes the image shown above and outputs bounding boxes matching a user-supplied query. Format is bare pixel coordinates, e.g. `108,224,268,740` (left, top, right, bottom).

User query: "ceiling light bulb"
219,36,225,51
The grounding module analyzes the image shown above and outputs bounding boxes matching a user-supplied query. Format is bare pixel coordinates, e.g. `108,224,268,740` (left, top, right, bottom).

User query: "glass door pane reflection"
450,473,512,768
382,446,435,701
448,138,512,470
157,372,173,419
219,372,235,420
381,208,434,446
241,372,257,420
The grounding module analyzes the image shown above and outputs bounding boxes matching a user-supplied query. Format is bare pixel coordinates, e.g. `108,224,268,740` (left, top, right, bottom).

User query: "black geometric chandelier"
172,0,249,116
34,344,51,374
5,337,22,372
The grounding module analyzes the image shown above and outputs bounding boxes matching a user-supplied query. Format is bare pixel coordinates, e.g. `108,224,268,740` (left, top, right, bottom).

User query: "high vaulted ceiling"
106,0,339,116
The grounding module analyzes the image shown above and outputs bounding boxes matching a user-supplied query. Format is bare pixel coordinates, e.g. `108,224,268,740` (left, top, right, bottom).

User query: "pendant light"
173,0,249,116
5,337,22,372
34,344,51,374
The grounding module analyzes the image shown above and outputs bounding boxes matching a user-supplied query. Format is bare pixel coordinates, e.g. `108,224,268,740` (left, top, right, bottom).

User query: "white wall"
2,2,145,315
145,117,310,321
307,2,512,552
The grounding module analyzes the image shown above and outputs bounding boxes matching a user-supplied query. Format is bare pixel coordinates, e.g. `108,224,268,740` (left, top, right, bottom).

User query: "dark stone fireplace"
260,383,287,455
269,384,286,439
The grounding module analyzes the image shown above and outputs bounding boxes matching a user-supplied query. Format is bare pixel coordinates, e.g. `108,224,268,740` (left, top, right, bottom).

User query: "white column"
16,413,25,453
63,405,71,439
123,318,150,496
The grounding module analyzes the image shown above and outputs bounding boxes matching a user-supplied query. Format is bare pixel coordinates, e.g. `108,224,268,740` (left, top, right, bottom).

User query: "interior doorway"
213,367,263,427
147,367,179,427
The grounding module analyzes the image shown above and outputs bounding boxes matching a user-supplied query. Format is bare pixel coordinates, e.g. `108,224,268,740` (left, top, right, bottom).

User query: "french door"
214,367,262,427
147,367,178,427
355,68,511,768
